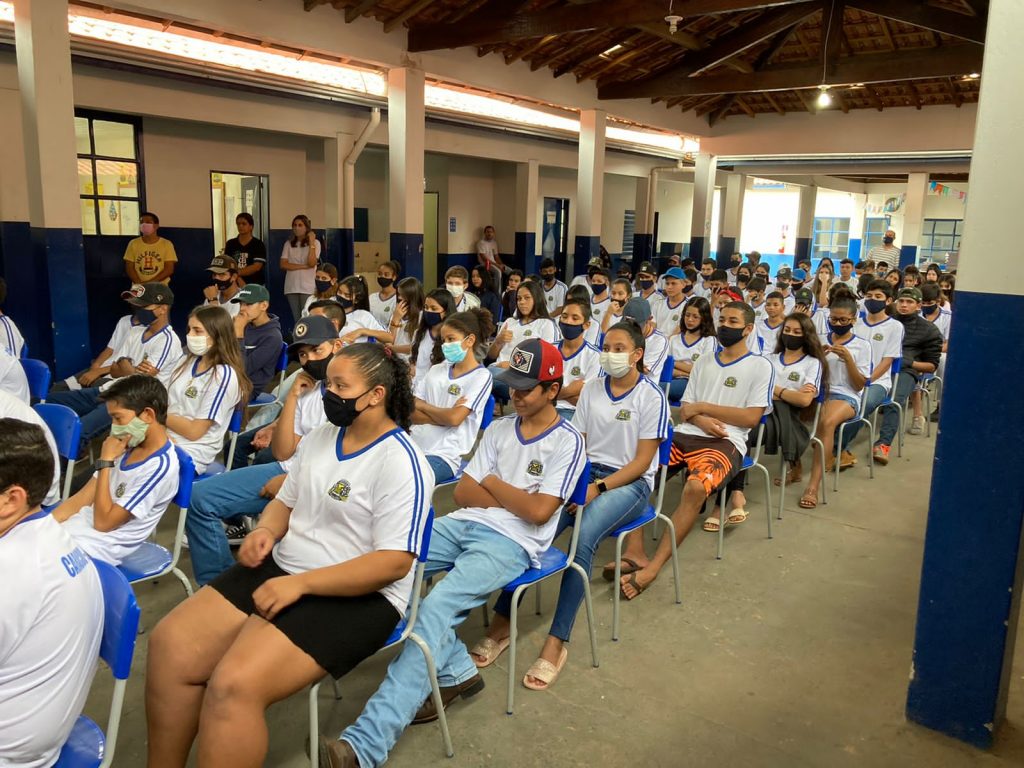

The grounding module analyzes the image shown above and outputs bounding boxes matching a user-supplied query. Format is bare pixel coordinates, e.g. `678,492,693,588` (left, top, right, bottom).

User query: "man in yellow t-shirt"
124,212,177,284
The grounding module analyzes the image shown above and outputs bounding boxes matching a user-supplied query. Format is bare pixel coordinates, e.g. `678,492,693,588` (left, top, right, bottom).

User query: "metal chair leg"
409,633,455,757
309,683,321,768
506,585,525,714
777,452,786,521
757,465,772,539
833,425,844,493
716,487,726,560
612,534,625,641
570,562,599,667
866,420,875,479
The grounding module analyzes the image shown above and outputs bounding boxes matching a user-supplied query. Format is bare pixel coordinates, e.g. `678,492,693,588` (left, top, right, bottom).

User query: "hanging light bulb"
816,86,832,108
665,0,682,34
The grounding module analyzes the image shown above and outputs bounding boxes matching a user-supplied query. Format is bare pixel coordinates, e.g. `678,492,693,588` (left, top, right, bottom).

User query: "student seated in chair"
53,375,179,566
231,283,283,398
202,255,243,318
146,344,432,768
614,302,774,599
0,418,103,768
318,338,585,768
0,390,61,507
797,297,872,508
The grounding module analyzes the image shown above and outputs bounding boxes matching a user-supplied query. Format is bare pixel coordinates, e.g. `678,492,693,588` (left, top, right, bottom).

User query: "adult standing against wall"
477,225,506,290
280,214,320,328
868,229,901,265
223,213,267,285
124,211,176,284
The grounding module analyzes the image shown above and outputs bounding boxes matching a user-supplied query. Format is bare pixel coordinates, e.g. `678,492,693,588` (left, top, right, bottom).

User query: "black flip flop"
602,557,640,582
619,572,648,601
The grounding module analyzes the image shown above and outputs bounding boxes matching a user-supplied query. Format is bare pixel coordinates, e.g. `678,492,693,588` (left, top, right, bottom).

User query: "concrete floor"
80,426,1024,767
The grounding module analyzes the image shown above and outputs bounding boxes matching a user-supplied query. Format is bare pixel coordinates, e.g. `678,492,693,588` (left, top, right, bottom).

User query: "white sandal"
522,647,568,691
470,636,509,668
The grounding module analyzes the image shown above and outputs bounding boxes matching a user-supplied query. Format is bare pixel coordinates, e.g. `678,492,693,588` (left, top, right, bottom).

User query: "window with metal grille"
75,111,145,236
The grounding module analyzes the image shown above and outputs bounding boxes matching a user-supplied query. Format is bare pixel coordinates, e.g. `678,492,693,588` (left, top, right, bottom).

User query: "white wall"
601,174,637,255
740,186,799,255
653,178,694,247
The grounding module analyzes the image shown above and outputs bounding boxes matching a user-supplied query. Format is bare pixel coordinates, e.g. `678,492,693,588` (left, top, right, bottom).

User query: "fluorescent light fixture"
425,85,579,133
600,44,624,59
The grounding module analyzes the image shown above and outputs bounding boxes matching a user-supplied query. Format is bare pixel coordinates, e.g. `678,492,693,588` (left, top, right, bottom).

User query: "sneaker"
872,444,890,465
224,517,255,546
930,408,940,423
908,415,925,435
839,450,858,470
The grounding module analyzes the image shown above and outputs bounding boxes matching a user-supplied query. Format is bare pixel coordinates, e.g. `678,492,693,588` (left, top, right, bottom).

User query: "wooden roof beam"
707,22,799,125
848,0,986,44
344,0,377,24
384,0,441,33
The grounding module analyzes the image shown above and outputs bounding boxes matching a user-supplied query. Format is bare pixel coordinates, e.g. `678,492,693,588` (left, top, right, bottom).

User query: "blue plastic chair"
250,342,290,408
118,447,196,598
606,427,681,640
833,381,876,492
54,560,141,768
33,403,82,501
658,354,674,395
714,415,772,559
433,395,496,491
914,371,943,437
777,388,828,519
20,358,51,402
310,509,452,766
20,340,28,359
499,459,592,714
196,408,244,480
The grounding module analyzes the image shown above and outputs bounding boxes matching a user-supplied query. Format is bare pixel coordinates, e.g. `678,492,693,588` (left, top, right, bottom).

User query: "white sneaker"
908,416,925,435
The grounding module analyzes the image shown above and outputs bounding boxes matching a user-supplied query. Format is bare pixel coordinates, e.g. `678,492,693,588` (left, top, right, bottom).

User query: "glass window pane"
80,199,98,235
94,160,138,198
932,220,955,235
933,236,954,251
93,120,136,158
75,117,91,154
78,158,95,195
99,199,140,236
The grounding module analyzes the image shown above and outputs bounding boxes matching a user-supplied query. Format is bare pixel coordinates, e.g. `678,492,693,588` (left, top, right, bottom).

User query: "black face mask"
301,355,331,381
376,277,393,289
780,333,804,351
135,308,158,325
542,273,556,284
315,279,333,294
791,282,804,291
922,304,940,317
883,237,894,245
717,325,746,348
730,258,741,266
592,283,607,295
213,278,233,291
828,321,853,337
422,310,443,328
638,279,655,291
682,284,693,294
558,321,585,341
322,388,370,428
776,281,790,290
337,297,354,309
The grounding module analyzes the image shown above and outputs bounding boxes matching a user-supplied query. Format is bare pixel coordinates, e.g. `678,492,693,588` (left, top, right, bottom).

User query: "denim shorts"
828,393,860,412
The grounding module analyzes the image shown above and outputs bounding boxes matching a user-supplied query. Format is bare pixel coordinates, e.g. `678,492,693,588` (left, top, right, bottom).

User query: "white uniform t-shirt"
757,318,785,353
637,290,666,319
569,274,592,295
0,314,25,358
928,307,952,341
770,352,823,394
413,330,438,385
643,329,670,380
585,297,612,346
273,424,433,615
495,317,559,364
652,297,687,338
106,314,141,355
166,361,241,473
342,308,387,340
62,440,179,565
452,293,481,313
412,363,493,473
0,390,62,507
854,316,905,390
669,334,717,375
110,324,184,388
279,383,328,473
557,340,601,413
573,376,669,491
542,280,568,315
369,291,399,329
0,512,102,768
821,333,873,401
455,415,586,567
678,351,775,456
0,350,29,403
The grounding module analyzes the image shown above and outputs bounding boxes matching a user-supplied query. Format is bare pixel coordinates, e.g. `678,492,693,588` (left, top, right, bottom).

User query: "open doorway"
542,196,570,276
211,172,270,255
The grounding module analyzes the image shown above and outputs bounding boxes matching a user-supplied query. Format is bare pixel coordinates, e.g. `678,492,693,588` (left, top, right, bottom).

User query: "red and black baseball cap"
121,282,174,307
495,338,563,390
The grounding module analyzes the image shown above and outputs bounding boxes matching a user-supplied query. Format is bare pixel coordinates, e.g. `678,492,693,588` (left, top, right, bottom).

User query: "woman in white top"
145,344,432,768
165,306,249,474
369,260,401,329
474,320,668,690
386,277,424,362
411,308,494,482
667,297,717,402
410,288,456,386
280,214,320,328
488,279,558,402
337,276,394,346
300,263,339,317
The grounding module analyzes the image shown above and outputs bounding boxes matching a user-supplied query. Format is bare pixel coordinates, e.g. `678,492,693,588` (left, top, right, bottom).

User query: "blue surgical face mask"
441,340,468,364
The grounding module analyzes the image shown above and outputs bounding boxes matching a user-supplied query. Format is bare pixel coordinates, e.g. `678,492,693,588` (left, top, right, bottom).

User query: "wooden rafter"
504,34,559,64
735,96,755,117
708,22,800,124
762,90,785,114
344,0,377,23
945,77,963,108
848,0,986,45
383,0,441,33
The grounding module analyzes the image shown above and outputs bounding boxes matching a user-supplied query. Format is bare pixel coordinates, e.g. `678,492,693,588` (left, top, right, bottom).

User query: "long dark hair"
515,280,550,322
396,277,424,340
606,320,646,374
681,296,716,338
173,305,253,405
335,344,414,432
340,275,371,312
289,214,313,248
412,288,456,366
470,264,495,295
441,308,495,363
774,312,830,398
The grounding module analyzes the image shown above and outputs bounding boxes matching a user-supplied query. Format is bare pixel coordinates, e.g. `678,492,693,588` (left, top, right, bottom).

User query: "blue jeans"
878,371,915,447
488,363,510,403
426,454,456,484
837,382,886,450
667,377,688,402
556,406,576,422
229,427,277,470
493,464,649,642
341,519,529,768
186,461,282,585
46,386,111,443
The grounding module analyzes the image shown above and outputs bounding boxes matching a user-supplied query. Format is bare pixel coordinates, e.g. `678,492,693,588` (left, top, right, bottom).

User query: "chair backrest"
659,355,674,386
20,359,51,400
890,357,902,379
569,459,592,507
173,446,196,509
417,507,435,564
227,408,244,434
479,394,496,432
91,559,141,681
659,423,674,465
20,340,28,359
33,403,82,461
276,342,289,374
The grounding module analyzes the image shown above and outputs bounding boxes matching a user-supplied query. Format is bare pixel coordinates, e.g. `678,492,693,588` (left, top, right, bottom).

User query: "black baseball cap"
494,339,563,391
122,282,174,307
793,288,814,306
637,261,655,276
288,314,338,350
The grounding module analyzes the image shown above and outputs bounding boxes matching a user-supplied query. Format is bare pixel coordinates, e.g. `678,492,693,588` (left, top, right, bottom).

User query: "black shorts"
209,559,401,679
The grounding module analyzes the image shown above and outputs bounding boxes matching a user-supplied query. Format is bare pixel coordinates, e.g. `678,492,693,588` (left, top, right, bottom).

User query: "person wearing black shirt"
223,212,268,285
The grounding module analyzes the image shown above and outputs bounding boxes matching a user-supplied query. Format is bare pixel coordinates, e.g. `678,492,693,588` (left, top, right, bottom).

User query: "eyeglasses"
828,318,853,326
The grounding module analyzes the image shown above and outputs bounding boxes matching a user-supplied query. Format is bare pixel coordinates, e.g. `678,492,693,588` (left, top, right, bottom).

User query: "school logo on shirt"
527,460,544,477
328,479,352,502
115,482,127,499
571,365,582,377
615,409,632,421
447,384,462,396
524,329,533,337
185,385,199,399
691,353,701,361
873,332,884,342
593,308,602,317
788,371,800,382
672,314,680,323
724,376,738,388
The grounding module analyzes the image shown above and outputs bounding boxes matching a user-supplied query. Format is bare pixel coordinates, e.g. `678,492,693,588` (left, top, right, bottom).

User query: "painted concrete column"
514,159,539,275
905,0,1024,749
900,172,929,269
573,109,605,277
717,173,746,263
387,67,425,280
847,192,867,263
11,0,90,375
794,184,818,266
632,176,653,267
324,132,357,275
690,152,716,268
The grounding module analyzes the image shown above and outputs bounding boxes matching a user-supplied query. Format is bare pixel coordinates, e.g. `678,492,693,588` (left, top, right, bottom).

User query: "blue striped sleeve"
122,452,170,513
394,433,426,553
206,366,232,419
154,329,173,369
557,425,585,501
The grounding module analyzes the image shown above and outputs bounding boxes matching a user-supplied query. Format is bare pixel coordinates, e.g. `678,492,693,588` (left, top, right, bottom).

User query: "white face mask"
600,351,633,379
187,334,211,356
446,283,465,299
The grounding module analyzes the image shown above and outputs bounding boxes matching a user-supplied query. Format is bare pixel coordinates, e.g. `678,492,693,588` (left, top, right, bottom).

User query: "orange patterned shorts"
668,435,741,497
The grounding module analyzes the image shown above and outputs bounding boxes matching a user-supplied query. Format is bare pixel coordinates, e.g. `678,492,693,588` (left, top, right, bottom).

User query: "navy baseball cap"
622,298,652,325
288,315,338,350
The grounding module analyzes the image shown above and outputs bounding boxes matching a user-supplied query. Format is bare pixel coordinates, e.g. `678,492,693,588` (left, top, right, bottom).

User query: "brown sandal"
774,464,802,487
798,489,818,509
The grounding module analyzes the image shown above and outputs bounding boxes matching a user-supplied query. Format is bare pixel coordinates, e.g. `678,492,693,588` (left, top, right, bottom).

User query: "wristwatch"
596,479,608,495
95,459,116,470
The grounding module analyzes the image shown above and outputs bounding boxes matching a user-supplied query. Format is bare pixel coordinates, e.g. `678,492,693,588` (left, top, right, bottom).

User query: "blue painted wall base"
632,233,653,266
900,244,918,270
573,235,600,277
906,289,1024,749
390,233,424,282
794,237,812,264
688,236,706,268
848,238,863,263
717,236,737,265
514,231,538,275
